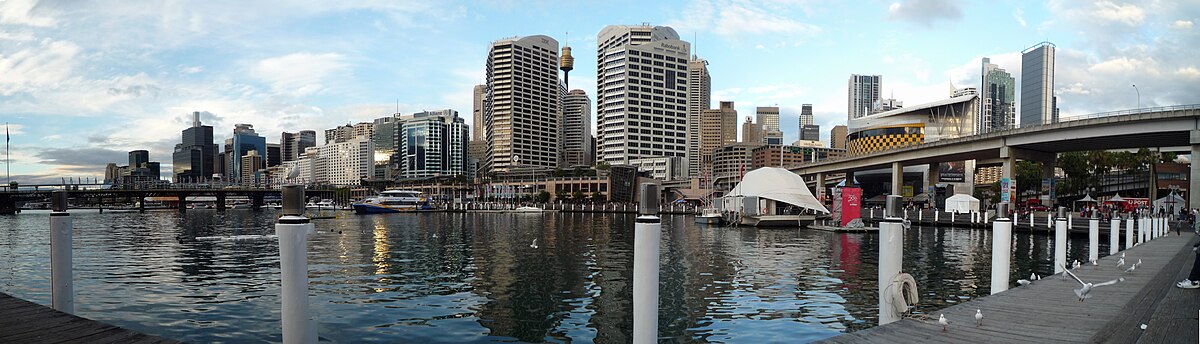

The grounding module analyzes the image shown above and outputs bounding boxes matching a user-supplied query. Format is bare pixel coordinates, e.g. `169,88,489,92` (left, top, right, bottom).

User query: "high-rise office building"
595,25,690,165
980,57,1016,133
173,112,217,181
239,150,264,185
371,116,397,180
472,84,485,141
324,122,374,144
698,101,737,176
485,35,561,173
128,150,149,170
799,104,814,126
281,130,316,163
830,125,848,150
756,106,783,145
317,137,374,186
801,125,821,142
266,143,281,167
396,110,470,178
687,56,711,177
1021,42,1056,127
225,124,266,182
848,74,882,119
741,116,763,144
562,89,594,167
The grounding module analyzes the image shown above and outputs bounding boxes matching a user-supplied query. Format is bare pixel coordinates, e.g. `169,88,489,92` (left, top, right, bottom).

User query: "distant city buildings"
1021,42,1056,127
980,57,1016,133
485,35,561,173
830,125,848,150
686,55,712,178
371,116,397,179
396,110,469,178
317,137,374,186
281,130,316,163
741,116,763,144
561,89,594,168
799,104,820,142
757,106,783,145
595,25,690,165
172,111,217,181
848,74,882,119
324,122,374,144
224,124,266,182
107,149,161,185
699,101,738,176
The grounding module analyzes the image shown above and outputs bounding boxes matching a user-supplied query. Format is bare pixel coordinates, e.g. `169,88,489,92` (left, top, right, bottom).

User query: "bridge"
0,184,337,214
789,104,1200,207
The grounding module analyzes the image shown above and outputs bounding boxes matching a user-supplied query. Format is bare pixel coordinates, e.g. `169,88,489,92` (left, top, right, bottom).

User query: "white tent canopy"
944,193,980,213
1076,194,1096,202
722,167,829,213
1108,193,1125,202
1153,193,1186,211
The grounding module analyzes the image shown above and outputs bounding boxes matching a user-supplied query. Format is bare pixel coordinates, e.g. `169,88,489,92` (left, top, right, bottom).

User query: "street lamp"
1132,84,1140,110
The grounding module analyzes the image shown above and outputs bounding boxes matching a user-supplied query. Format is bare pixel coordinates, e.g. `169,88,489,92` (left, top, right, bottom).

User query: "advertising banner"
1000,178,1011,203
939,161,965,182
841,187,862,227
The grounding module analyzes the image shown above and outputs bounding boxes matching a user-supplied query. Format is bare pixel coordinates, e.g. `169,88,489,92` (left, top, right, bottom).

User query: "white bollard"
1126,217,1134,249
1138,217,1146,245
919,210,923,222
879,196,904,325
1048,214,1052,228
1030,213,1034,228
1110,217,1120,255
278,186,317,344
49,191,74,313
871,208,875,219
991,203,1013,295
633,184,661,344
951,212,955,224
1055,209,1067,274
935,210,939,223
1088,215,1099,263
1068,214,1073,229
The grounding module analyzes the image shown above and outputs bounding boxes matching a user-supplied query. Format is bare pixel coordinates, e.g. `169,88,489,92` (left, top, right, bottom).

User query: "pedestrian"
1176,241,1200,289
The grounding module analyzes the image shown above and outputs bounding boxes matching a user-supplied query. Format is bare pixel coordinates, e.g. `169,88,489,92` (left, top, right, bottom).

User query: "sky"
1,0,1198,183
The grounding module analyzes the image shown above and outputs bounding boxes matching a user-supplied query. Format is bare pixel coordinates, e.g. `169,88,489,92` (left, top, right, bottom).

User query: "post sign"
1000,178,1012,203
841,187,862,227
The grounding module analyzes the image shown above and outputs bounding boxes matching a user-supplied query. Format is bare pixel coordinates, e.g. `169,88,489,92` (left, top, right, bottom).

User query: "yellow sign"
902,185,914,198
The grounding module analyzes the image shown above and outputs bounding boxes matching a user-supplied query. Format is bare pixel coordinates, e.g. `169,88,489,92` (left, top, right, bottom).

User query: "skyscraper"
324,122,373,144
595,25,690,165
848,74,882,119
687,56,711,177
562,89,594,167
1021,42,1056,127
756,106,782,144
128,150,149,170
799,104,814,126
980,57,1016,133
225,124,266,182
801,125,821,142
698,101,737,176
485,35,561,173
172,111,216,181
741,116,763,144
396,110,470,178
830,125,848,150
281,130,316,163
371,116,397,179
472,84,485,141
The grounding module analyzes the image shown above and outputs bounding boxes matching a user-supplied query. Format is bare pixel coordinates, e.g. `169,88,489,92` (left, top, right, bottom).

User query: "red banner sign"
841,187,862,227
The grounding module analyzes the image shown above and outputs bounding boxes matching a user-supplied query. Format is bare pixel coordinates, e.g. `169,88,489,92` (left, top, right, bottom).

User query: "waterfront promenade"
818,231,1199,343
0,293,178,343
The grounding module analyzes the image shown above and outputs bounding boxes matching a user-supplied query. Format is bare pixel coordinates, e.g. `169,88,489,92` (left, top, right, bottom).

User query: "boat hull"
352,203,425,214
694,215,725,225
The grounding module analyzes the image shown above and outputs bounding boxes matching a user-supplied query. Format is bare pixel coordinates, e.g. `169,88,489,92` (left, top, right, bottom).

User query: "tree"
572,190,585,202
535,191,551,203
555,191,567,202
595,161,611,170
591,191,605,203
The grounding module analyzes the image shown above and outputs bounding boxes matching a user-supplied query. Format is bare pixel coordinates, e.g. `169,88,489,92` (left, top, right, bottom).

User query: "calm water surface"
0,210,1106,343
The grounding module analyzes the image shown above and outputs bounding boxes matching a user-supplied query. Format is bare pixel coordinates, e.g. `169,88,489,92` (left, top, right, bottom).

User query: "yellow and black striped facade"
846,124,924,155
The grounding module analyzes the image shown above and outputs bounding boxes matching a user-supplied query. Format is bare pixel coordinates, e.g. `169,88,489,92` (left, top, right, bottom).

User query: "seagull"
287,166,300,180
1062,264,1123,301
1036,274,1041,281
1124,259,1142,273
1116,258,1125,268
1030,273,1037,281
432,233,438,238
1140,324,1147,330
530,238,538,249
1121,252,1126,258
939,314,948,332
1073,260,1081,269
1091,260,1098,266
975,309,983,327
1017,279,1032,286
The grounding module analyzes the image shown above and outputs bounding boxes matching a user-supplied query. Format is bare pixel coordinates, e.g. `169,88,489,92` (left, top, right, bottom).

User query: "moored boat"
353,190,431,214
694,208,725,225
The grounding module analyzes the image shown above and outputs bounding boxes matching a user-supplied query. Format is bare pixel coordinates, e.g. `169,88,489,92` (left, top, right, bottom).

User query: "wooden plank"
0,293,179,344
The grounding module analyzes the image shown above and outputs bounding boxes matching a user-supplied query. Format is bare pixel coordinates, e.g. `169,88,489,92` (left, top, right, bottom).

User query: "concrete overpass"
790,104,1200,207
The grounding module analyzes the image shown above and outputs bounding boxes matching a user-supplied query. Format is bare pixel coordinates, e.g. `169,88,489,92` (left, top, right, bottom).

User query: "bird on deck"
1124,259,1142,273
1017,279,1032,286
530,238,538,249
1116,258,1126,268
1062,264,1123,302
975,309,983,327
939,314,948,332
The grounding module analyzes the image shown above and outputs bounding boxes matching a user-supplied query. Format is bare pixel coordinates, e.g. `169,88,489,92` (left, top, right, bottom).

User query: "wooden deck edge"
1092,236,1197,343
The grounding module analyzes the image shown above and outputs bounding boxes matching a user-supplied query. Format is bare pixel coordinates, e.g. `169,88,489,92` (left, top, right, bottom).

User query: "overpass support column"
926,163,939,191
177,194,187,211
891,162,903,196
1191,131,1200,212
815,173,826,203
217,194,227,210
252,194,265,210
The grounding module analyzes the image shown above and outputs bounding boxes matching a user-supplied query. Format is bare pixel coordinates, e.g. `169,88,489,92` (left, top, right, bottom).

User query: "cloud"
1091,1,1145,27
887,0,963,27
1013,8,1027,27
0,0,58,27
0,39,81,96
1170,20,1193,30
667,0,821,44
35,147,129,168
251,53,349,98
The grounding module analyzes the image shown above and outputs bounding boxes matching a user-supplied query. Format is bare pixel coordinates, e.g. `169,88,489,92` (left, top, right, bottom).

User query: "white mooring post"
1126,217,1134,249
934,210,939,223
278,185,317,344
1055,207,1067,274
1029,212,1034,228
1139,216,1147,245
879,195,904,325
991,202,1013,295
1110,215,1120,255
1048,213,1052,228
633,183,661,344
1088,210,1099,263
49,191,74,313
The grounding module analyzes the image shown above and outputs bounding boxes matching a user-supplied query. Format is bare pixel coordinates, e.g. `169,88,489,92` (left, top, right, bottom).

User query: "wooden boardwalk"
0,293,180,343
818,231,1200,343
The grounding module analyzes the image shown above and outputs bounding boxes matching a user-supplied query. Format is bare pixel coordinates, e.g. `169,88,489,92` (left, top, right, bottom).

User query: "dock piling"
1089,210,1099,263
1110,215,1120,255
1055,207,1067,274
879,195,904,325
633,183,661,344
991,202,1012,295
277,185,316,344
1127,217,1135,249
49,190,73,314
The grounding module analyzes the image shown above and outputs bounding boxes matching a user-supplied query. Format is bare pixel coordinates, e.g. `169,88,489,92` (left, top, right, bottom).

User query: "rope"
881,272,920,319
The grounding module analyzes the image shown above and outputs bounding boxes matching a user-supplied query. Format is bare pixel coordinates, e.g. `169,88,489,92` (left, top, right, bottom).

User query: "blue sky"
1,0,1198,183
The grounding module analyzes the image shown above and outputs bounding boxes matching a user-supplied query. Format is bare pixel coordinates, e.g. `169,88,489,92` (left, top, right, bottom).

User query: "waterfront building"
325,122,374,144
173,111,217,181
629,156,685,181
318,137,374,186
595,24,690,165
281,130,316,163
741,116,763,144
1021,42,1056,127
751,144,845,169
396,110,470,178
372,116,397,180
873,98,903,114
224,124,266,183
847,94,977,156
710,142,760,192
848,74,882,119
485,35,561,173
830,125,847,150
757,106,783,145
239,150,264,185
980,57,1016,133
687,55,712,177
698,101,737,176
562,89,594,168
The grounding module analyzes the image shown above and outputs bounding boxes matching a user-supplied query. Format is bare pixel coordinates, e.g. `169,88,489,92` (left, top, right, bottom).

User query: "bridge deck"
0,293,180,343
817,230,1199,343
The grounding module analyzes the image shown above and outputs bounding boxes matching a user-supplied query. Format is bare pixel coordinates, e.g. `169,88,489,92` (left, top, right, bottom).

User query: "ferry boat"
352,190,431,214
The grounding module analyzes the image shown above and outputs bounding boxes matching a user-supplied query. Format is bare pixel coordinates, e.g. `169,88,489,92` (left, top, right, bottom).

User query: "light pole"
1132,84,1140,110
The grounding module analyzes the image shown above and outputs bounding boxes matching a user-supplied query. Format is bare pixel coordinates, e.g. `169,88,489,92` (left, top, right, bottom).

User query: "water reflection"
0,211,1107,343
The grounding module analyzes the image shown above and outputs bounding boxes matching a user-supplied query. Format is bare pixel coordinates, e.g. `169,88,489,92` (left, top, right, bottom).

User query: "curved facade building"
846,94,978,156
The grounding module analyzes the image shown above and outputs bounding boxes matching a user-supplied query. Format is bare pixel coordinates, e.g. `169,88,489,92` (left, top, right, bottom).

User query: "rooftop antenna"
396,99,399,115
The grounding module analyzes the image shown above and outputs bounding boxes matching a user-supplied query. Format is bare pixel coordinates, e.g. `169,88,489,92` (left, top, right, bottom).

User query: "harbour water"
0,210,1102,343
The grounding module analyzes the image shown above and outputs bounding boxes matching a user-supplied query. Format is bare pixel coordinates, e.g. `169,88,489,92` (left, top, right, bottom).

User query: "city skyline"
2,0,1198,182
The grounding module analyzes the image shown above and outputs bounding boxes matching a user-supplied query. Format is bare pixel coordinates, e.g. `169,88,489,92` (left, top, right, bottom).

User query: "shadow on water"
0,211,1108,343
